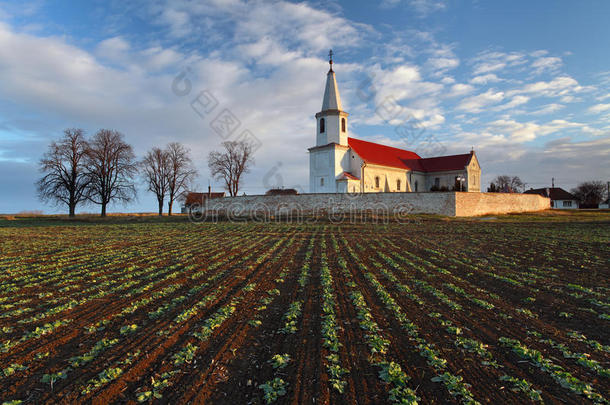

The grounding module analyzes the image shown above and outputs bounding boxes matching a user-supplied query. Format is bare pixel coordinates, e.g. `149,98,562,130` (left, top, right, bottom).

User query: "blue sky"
0,0,609,214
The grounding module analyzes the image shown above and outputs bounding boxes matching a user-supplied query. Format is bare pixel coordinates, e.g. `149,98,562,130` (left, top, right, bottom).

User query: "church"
309,54,481,194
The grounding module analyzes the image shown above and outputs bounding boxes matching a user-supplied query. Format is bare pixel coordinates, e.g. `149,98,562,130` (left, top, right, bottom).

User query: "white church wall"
466,156,481,192
334,147,350,185
422,170,468,191
316,117,326,146
316,115,346,146
408,172,426,192
309,148,336,193
361,164,408,193
349,151,364,178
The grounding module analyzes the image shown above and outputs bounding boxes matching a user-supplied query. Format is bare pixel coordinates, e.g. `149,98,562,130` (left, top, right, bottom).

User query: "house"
181,190,225,213
524,187,579,209
308,53,481,194
599,199,609,209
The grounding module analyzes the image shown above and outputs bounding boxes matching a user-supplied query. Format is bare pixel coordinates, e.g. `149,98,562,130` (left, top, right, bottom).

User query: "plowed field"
0,218,608,404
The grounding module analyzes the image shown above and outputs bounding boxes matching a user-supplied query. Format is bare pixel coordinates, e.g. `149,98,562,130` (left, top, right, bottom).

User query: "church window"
375,176,380,189
397,179,401,191
320,118,325,133
341,118,346,132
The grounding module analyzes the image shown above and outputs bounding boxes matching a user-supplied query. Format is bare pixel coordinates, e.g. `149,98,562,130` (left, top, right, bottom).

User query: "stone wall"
455,192,550,216
194,191,549,219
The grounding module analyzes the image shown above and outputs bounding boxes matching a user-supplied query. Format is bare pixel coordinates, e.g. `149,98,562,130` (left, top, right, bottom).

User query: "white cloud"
470,73,501,85
409,0,447,15
597,93,610,101
96,37,130,63
487,118,600,143
513,75,583,98
471,51,526,75
531,56,562,74
0,18,342,201
473,62,506,75
151,0,369,53
529,103,564,115
449,135,610,191
529,50,548,58
426,57,459,73
588,103,610,114
493,95,530,111
382,0,447,15
380,0,401,8
456,89,504,113
446,83,474,98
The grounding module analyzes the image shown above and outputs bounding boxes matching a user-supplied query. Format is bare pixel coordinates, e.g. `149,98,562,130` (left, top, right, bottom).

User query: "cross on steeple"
328,49,334,72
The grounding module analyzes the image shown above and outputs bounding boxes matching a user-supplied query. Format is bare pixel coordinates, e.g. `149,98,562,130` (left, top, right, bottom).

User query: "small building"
599,199,609,209
181,190,225,213
524,187,579,209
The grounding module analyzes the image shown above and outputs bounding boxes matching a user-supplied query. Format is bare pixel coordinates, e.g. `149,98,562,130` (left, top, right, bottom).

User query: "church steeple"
316,49,348,147
321,50,343,111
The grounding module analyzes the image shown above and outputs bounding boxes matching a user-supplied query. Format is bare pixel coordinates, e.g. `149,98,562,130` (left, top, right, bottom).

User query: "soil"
0,219,608,404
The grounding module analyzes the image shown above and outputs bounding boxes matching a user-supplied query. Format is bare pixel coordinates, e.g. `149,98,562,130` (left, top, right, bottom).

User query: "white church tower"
309,50,351,193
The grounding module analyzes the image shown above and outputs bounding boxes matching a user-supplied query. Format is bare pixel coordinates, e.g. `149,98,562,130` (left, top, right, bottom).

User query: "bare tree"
85,129,138,217
208,140,253,197
489,175,524,193
141,148,170,216
36,128,90,217
571,181,606,206
166,142,198,215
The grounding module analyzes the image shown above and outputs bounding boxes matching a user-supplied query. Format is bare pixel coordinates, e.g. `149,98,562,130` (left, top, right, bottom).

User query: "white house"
524,187,579,209
308,54,481,194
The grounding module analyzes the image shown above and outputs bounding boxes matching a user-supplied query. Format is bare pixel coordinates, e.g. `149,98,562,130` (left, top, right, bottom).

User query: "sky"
0,0,609,214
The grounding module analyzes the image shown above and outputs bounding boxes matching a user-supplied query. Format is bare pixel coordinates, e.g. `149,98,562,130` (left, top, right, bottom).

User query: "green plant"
499,375,543,402
269,353,291,369
259,378,288,404
42,369,70,390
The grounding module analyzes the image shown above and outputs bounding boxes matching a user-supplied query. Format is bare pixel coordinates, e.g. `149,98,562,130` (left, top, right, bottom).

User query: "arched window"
320,177,324,187
341,118,346,132
320,118,325,133
397,179,401,191
375,176,380,189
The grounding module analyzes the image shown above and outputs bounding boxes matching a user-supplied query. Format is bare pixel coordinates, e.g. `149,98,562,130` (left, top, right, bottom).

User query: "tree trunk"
101,203,107,217
168,199,173,216
158,198,163,216
69,192,76,217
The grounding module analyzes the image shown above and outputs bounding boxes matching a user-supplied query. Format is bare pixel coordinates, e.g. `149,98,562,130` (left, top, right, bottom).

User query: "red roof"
185,192,225,206
265,188,298,195
338,172,359,180
348,137,421,170
348,137,472,172
417,154,473,172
